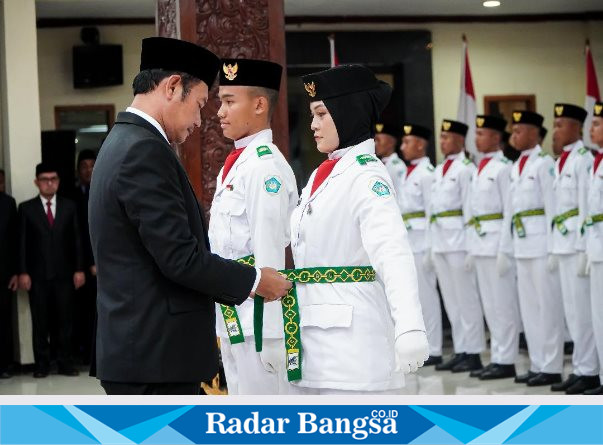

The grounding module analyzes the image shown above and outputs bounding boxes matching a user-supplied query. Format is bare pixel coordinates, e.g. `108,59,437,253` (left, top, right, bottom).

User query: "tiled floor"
0,349,576,395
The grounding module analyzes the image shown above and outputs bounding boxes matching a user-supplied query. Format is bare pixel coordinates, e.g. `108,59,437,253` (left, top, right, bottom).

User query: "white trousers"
590,261,603,381
221,337,291,395
516,257,564,373
289,386,400,395
558,253,599,376
475,256,521,365
414,252,442,356
433,251,485,354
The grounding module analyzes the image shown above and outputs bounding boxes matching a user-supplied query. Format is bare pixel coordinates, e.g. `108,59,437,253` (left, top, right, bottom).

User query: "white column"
0,0,41,365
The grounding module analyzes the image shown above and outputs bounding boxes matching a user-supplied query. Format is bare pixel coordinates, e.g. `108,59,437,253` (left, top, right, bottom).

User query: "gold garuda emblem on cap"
476,117,485,128
513,112,522,122
223,63,238,81
595,104,603,116
442,121,451,131
404,125,412,135
304,81,316,98
555,105,564,117
376,124,384,132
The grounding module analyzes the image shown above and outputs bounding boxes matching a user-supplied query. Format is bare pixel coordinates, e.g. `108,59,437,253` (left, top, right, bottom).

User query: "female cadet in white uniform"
287,65,428,395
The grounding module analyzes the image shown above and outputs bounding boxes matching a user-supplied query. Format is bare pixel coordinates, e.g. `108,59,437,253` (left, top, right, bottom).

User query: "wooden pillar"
156,0,289,212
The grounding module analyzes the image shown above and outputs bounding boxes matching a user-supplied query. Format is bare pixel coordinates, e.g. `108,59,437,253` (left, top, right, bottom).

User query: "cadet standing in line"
430,119,485,373
210,58,298,394
288,65,428,394
399,123,442,366
467,115,521,380
583,102,603,395
503,111,565,387
375,123,406,192
550,103,599,394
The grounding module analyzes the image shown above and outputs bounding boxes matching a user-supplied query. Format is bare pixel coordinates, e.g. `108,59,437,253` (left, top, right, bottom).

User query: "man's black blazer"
18,195,83,281
0,192,18,283
88,111,256,383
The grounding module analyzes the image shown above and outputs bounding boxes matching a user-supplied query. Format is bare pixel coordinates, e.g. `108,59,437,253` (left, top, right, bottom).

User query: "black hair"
132,69,200,99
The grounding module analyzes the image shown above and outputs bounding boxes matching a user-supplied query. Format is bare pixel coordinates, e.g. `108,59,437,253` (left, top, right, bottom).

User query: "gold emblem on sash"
223,63,238,81
304,81,316,98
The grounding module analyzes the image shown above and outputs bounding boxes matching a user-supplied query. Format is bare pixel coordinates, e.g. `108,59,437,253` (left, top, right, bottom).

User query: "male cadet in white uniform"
583,102,603,395
399,123,442,366
210,58,298,394
375,123,406,192
430,119,486,373
550,103,599,394
467,115,521,380
503,110,564,387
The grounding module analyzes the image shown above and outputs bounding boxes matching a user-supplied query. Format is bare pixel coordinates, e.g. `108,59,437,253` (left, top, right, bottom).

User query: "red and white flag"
457,34,478,160
584,40,600,148
328,34,339,68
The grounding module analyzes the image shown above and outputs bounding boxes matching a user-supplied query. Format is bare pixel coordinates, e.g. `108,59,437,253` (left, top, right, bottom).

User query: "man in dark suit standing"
18,163,85,378
70,149,97,365
88,37,291,395
0,169,19,379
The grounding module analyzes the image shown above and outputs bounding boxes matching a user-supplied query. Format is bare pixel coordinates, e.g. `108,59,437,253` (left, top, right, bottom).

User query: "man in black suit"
18,163,85,378
70,150,97,365
0,169,18,379
88,37,291,395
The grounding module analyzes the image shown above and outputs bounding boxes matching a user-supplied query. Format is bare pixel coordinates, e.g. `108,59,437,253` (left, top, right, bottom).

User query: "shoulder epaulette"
578,147,588,155
356,154,378,165
392,158,402,165
462,158,472,166
256,145,272,158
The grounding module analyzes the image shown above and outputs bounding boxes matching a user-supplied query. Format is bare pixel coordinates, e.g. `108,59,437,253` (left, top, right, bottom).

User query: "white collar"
328,145,354,161
234,129,272,149
445,152,461,161
39,194,56,205
595,147,603,154
381,152,398,163
519,145,538,157
563,139,583,153
411,156,427,165
126,106,169,143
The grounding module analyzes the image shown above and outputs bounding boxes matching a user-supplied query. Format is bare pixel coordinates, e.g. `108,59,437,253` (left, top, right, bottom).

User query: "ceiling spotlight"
483,1,501,7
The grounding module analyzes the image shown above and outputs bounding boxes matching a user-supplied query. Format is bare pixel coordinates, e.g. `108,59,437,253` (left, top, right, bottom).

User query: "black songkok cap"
77,149,97,165
441,119,468,137
375,123,400,139
36,163,58,177
402,123,431,141
511,110,544,127
553,103,587,123
140,37,220,88
594,102,603,117
476,115,507,133
540,126,548,141
219,58,283,91
301,64,380,101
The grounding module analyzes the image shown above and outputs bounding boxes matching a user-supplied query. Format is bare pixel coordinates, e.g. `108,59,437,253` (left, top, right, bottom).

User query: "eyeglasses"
37,176,59,184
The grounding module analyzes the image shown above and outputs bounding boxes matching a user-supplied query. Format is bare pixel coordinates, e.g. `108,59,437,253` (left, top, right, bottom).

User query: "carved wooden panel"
156,0,179,38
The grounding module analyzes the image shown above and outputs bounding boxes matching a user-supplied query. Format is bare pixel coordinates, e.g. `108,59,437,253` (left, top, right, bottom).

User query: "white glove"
547,254,559,272
394,330,429,374
422,249,434,271
577,252,590,277
464,254,475,272
496,252,512,277
259,339,281,374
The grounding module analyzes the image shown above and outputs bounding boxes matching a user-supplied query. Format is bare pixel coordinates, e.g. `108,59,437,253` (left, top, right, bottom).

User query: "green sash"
430,209,463,223
511,208,545,238
552,208,579,235
581,213,603,235
402,211,426,230
219,255,256,345
467,212,504,236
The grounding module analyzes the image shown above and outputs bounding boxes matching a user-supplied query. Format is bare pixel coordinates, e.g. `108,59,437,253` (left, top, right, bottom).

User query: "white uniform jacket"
397,156,434,253
552,140,594,254
500,145,556,259
290,139,425,391
467,151,513,257
586,148,603,262
430,151,475,253
209,129,298,338
382,152,407,196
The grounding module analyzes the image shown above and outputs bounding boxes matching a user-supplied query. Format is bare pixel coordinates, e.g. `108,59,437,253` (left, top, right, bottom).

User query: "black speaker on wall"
73,44,123,88
41,130,76,197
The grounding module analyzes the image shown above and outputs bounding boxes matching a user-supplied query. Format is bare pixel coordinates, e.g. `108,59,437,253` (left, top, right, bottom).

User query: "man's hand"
255,267,292,301
74,272,86,290
18,274,31,291
8,275,18,292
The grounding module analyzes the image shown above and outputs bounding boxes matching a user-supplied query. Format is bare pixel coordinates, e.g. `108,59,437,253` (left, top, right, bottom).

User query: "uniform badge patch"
370,179,391,197
356,154,377,165
256,145,272,157
264,176,282,194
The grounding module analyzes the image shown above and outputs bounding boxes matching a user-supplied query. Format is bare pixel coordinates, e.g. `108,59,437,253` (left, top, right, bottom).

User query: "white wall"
37,24,155,131
288,19,603,157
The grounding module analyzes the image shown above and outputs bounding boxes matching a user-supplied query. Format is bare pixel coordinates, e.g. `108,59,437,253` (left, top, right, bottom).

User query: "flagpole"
584,38,601,148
